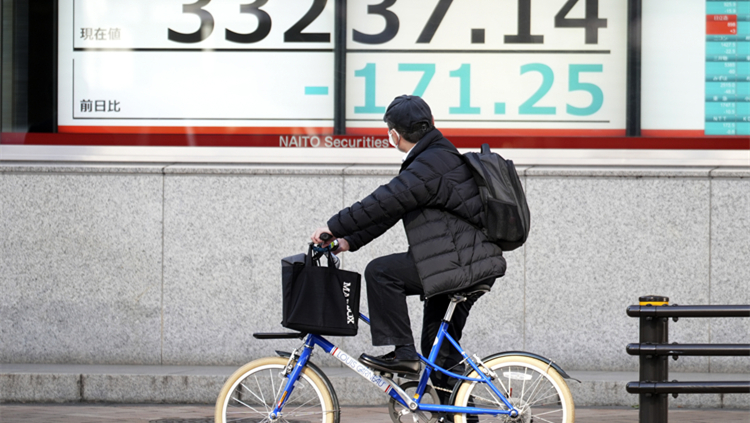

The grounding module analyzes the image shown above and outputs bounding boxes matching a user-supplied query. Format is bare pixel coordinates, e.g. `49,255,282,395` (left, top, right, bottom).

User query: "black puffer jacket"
327,128,506,298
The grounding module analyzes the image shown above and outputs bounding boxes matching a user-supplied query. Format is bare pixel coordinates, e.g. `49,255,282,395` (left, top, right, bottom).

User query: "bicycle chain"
432,385,453,394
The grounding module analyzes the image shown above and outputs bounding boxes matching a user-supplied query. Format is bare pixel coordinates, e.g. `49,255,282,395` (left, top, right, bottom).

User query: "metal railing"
625,295,750,423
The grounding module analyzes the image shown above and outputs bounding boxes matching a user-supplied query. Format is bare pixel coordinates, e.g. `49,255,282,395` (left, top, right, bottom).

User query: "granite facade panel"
0,173,163,364
161,174,344,365
523,176,711,372
709,177,750,373
2,164,746,379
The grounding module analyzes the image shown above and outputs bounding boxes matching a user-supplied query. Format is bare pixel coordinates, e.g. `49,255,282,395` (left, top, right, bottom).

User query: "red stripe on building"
2,133,748,150
58,125,334,135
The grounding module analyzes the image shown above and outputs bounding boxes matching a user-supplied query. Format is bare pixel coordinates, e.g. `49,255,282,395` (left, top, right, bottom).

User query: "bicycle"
215,242,577,423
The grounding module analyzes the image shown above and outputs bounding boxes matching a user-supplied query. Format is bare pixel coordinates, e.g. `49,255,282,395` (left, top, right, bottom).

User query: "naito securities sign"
279,135,390,148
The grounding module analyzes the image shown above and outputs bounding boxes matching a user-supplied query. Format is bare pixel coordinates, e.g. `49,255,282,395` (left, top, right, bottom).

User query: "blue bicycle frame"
268,312,518,420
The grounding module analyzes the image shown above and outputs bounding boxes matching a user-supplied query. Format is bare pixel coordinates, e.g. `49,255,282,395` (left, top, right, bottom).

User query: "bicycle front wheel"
215,356,337,423
452,355,574,423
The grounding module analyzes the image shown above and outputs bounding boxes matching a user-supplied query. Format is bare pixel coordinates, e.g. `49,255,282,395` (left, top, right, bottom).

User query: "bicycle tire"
215,356,338,423
452,355,574,423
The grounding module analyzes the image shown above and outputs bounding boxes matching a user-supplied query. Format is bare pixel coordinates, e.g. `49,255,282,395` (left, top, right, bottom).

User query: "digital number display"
58,0,336,133
641,0,750,136
58,0,627,136
346,0,627,135
704,0,750,135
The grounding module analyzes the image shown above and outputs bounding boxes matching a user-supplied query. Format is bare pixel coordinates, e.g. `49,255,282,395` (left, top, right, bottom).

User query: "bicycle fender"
447,351,580,408
478,351,580,382
275,350,341,419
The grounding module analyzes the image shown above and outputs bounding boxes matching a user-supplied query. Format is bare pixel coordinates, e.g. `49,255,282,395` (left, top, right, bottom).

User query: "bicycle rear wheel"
452,355,574,423
215,356,338,423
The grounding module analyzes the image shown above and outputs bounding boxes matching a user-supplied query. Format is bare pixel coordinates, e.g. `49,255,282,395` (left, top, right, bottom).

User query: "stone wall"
1,163,748,373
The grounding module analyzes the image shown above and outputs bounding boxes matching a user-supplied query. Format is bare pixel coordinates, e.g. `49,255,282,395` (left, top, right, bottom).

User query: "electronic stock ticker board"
58,0,628,138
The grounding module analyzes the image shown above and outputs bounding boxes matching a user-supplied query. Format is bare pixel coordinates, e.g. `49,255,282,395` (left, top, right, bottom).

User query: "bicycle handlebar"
312,240,338,254
311,233,338,254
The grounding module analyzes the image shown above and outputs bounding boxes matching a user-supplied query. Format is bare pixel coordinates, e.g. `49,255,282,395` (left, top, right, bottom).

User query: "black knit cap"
383,95,433,131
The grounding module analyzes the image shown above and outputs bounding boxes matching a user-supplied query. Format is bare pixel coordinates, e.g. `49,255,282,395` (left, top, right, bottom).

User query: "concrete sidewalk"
2,364,748,409
1,404,749,423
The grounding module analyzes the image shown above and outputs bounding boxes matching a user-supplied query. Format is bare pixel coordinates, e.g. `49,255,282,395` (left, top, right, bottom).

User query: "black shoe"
358,352,421,376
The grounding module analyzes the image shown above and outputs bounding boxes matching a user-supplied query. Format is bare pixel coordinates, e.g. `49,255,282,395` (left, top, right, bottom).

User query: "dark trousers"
364,252,479,403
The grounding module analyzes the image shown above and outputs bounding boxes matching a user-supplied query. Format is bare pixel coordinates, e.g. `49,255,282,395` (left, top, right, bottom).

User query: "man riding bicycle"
311,95,506,404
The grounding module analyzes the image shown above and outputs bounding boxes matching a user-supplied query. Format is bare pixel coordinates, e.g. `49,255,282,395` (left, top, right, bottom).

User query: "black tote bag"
281,246,361,336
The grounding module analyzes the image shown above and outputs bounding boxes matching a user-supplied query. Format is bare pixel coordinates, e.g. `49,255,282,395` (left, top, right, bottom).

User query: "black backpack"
457,144,531,251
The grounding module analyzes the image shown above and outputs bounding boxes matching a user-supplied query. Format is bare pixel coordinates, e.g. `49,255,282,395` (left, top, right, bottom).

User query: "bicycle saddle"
451,283,492,301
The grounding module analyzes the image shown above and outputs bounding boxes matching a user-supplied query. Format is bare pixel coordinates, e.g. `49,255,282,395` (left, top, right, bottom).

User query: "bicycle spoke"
270,369,277,403
241,380,269,410
521,383,556,409
519,372,546,408
227,417,267,422
227,417,269,423
257,373,269,411
507,371,511,398
471,374,512,408
522,387,559,409
494,376,511,398
530,414,559,423
225,411,263,416
228,395,266,416
468,390,505,408
475,367,561,416
285,410,328,416
532,408,564,417
516,376,558,416
284,394,320,415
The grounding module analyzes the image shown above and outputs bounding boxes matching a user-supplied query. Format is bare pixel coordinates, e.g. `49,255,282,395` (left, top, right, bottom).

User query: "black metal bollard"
627,298,750,422
638,295,669,423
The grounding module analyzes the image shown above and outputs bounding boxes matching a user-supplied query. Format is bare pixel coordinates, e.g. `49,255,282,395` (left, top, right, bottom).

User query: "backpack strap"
445,147,493,238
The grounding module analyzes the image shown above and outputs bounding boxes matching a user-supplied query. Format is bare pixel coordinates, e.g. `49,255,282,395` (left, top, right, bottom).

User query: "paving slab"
2,364,748,409
0,404,749,423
